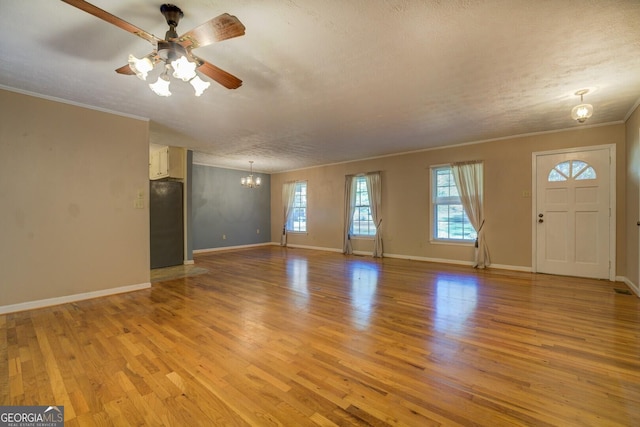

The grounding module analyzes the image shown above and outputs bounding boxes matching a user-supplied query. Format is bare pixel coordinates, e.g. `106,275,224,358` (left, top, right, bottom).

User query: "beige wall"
271,124,626,272
0,89,150,308
625,104,640,288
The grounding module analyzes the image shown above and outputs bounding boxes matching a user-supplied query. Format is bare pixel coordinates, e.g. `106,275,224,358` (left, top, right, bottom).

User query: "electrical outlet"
256,229,260,234
222,234,226,240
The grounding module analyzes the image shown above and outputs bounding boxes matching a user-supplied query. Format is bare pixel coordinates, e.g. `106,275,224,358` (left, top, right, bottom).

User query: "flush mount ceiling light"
61,1,246,97
241,161,262,188
571,89,594,123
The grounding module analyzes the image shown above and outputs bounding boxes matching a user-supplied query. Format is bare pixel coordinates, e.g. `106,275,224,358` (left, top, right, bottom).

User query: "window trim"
429,165,476,245
286,180,308,234
350,175,376,238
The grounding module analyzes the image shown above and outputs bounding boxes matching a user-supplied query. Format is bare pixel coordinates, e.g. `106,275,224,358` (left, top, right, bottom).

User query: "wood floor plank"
1,246,639,425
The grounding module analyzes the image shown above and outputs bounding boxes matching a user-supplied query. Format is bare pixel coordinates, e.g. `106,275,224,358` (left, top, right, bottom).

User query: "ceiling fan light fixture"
128,54,154,80
61,1,245,95
171,56,197,81
570,89,594,123
190,75,210,96
149,72,171,97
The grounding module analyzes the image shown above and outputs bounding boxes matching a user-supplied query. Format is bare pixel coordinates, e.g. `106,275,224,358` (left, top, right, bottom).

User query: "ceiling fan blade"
179,13,245,49
115,64,135,75
196,60,242,89
61,0,161,45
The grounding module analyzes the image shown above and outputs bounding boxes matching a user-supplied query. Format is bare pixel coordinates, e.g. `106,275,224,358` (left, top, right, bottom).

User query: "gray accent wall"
185,150,193,261
192,163,271,250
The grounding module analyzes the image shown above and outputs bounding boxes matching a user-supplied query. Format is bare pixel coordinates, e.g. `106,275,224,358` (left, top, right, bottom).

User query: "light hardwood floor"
2,246,639,426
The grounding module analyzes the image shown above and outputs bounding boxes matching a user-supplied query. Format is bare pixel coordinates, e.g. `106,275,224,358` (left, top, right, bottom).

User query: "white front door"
534,147,613,279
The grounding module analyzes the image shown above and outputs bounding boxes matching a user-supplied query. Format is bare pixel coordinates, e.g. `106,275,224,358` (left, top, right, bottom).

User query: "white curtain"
365,172,383,258
281,181,296,246
451,161,490,268
343,175,356,254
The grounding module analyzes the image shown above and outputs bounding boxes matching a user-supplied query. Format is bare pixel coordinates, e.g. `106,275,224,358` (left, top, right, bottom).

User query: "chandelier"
570,89,594,123
127,5,210,97
241,161,261,188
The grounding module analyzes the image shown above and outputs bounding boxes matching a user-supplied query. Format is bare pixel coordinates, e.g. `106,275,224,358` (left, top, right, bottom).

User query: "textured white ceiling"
2,0,640,173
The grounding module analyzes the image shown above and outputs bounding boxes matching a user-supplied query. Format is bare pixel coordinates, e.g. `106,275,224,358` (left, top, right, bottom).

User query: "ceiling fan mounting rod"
161,4,184,33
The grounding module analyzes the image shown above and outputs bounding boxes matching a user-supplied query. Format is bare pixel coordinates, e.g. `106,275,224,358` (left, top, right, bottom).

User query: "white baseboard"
384,252,475,266
277,245,532,272
284,244,343,253
617,276,640,297
183,260,195,265
383,253,532,272
0,282,151,315
193,242,273,254
487,263,533,272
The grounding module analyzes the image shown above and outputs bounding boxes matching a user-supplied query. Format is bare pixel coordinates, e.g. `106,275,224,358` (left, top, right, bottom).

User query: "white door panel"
534,148,611,279
544,211,568,262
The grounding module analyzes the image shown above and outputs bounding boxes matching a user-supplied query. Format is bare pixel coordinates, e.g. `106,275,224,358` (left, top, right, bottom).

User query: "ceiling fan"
61,0,245,96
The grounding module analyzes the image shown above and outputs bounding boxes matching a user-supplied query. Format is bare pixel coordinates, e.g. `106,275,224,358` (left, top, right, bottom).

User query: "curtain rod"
451,160,483,166
426,161,484,169
346,170,382,177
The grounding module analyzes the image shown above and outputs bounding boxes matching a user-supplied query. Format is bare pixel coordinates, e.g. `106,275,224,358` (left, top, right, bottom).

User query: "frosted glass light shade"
128,54,154,80
571,103,593,123
190,75,211,96
149,76,171,97
171,56,197,81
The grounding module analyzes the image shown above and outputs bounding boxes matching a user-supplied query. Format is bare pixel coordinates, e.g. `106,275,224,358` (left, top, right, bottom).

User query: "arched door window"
547,160,596,182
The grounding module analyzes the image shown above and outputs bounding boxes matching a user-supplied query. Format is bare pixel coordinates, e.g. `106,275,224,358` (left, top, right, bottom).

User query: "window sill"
286,231,308,235
350,235,375,240
430,239,475,247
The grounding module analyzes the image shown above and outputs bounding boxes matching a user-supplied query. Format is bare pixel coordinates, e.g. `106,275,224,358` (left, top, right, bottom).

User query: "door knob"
538,213,544,218
538,218,544,223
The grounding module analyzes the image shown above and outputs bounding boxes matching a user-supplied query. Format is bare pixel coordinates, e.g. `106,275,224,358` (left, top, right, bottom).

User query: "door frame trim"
531,144,616,280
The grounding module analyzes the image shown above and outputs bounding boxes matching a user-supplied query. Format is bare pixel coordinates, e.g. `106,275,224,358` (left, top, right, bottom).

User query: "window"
286,181,307,232
351,176,375,236
548,160,596,182
432,166,476,242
